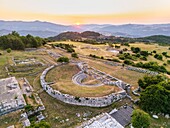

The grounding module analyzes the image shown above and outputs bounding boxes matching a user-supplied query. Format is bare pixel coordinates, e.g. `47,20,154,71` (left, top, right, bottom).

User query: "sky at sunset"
0,0,170,25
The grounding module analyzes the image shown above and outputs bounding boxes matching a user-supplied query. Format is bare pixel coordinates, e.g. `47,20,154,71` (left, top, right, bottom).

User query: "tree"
131,47,141,53
28,121,50,128
57,56,69,63
11,31,20,37
153,50,157,53
162,52,167,56
132,109,151,128
6,48,12,53
140,84,170,114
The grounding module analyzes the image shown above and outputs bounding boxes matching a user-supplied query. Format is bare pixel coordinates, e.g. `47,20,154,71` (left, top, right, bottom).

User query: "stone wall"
126,66,158,75
40,65,127,107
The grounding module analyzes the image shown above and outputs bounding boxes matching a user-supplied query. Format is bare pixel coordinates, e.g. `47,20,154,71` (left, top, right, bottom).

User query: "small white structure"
165,114,169,119
21,112,28,119
23,119,31,127
152,115,159,119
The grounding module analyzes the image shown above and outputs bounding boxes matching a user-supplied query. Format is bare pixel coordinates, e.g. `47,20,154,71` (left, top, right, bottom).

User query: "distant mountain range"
0,20,170,38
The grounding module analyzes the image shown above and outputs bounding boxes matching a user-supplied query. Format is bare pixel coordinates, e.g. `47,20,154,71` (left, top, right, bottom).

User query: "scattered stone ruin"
0,77,26,116
73,62,130,90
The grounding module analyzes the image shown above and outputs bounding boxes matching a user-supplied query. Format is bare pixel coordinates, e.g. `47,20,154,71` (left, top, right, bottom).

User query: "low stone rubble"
126,66,158,75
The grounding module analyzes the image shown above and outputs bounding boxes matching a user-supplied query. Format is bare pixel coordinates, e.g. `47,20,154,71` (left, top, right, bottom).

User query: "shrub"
71,52,78,58
124,59,134,65
6,48,12,53
115,45,120,49
140,56,147,61
167,60,170,64
140,51,149,57
57,56,69,63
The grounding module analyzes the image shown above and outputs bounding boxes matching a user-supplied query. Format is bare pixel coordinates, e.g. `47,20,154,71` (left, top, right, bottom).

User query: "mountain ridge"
0,20,170,38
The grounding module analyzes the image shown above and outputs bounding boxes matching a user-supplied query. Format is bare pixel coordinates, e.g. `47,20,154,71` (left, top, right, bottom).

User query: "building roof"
110,106,133,127
84,113,123,128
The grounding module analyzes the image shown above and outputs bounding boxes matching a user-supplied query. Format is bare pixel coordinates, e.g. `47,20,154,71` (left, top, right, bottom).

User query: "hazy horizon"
1,0,170,25
1,19,170,26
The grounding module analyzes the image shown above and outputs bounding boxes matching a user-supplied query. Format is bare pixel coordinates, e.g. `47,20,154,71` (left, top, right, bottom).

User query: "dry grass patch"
45,64,120,97
51,41,113,58
81,57,145,89
82,75,101,85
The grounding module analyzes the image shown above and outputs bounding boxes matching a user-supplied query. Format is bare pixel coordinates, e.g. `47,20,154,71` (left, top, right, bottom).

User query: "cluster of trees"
0,31,46,50
55,43,75,53
135,61,167,73
131,47,149,57
89,54,104,59
119,47,149,63
138,75,170,114
118,53,138,61
119,53,148,61
154,54,163,60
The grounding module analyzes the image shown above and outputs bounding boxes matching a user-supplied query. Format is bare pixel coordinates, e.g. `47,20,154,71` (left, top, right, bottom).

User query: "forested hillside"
138,35,170,45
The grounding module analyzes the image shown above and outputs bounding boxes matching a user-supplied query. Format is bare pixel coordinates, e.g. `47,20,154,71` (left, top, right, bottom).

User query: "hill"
49,31,102,41
97,24,170,37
